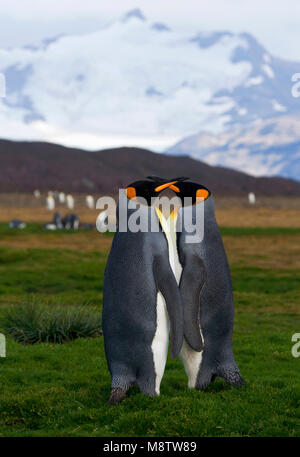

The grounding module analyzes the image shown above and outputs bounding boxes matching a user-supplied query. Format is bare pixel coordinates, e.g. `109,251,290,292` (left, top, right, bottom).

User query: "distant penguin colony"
103,176,245,404
9,190,95,232
33,190,96,231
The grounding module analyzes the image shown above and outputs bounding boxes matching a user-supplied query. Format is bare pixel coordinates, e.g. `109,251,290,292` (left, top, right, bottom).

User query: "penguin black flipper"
179,252,205,352
153,255,184,358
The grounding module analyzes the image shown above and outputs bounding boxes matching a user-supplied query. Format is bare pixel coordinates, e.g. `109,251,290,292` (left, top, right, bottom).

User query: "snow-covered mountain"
0,8,299,178
166,116,300,180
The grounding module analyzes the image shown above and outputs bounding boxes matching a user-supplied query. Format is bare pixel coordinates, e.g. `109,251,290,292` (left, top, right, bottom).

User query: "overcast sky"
0,0,300,61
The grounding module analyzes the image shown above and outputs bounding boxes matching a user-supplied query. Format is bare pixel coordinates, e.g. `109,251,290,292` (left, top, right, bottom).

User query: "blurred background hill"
1,139,300,196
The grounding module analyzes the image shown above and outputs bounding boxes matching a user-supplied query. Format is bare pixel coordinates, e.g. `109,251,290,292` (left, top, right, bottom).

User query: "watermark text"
292,333,300,358
0,333,6,358
0,73,6,98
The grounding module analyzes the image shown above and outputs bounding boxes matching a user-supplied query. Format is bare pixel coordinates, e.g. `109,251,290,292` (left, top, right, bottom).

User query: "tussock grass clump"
0,303,102,344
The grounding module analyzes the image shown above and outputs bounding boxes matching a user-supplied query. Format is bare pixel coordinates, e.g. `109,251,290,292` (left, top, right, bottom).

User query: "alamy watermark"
96,190,205,243
291,73,300,98
0,73,6,98
0,333,6,358
291,333,300,358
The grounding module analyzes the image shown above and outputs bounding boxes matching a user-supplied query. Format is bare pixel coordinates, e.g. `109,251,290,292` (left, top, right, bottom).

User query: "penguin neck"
155,208,182,284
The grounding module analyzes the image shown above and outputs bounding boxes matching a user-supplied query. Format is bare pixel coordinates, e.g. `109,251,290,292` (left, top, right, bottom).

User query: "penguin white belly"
151,291,170,395
179,340,202,388
168,220,203,389
151,209,203,392
161,210,203,388
151,209,174,395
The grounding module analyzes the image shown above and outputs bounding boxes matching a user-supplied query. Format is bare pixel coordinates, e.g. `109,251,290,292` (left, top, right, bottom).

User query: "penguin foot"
195,371,214,391
108,387,128,405
195,365,245,391
218,367,246,387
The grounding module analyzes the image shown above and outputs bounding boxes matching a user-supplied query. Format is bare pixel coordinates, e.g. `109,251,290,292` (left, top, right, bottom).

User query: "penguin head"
126,176,211,207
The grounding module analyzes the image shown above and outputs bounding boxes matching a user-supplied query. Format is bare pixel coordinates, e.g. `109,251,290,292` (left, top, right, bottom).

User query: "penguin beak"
170,208,179,220
154,180,180,193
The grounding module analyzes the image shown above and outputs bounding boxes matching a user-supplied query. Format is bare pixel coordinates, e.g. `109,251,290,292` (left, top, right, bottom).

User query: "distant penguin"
62,213,79,230
66,194,74,210
53,212,63,229
103,183,184,404
58,192,66,204
71,214,79,230
248,192,256,205
44,212,63,230
46,195,55,211
9,219,26,229
86,195,94,209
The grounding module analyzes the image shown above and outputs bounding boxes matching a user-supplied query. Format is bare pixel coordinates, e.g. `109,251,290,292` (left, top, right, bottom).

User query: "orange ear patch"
196,189,210,201
126,187,136,199
155,181,180,193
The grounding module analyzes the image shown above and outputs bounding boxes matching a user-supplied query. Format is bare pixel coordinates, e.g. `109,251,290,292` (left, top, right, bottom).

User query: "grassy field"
0,215,299,437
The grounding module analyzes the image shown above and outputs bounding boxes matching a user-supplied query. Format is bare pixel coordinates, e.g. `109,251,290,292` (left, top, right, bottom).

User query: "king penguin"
146,177,245,390
102,179,184,404
169,178,245,390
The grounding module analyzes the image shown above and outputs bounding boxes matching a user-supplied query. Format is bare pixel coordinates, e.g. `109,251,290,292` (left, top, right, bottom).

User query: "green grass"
1,303,101,344
0,247,106,305
0,226,299,437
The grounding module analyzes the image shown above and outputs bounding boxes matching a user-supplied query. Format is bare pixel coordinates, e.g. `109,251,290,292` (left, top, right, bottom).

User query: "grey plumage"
178,196,245,390
102,201,183,404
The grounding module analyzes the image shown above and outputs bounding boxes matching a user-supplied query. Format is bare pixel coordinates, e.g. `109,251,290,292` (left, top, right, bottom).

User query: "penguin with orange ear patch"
175,184,245,391
131,176,244,390
103,177,185,404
